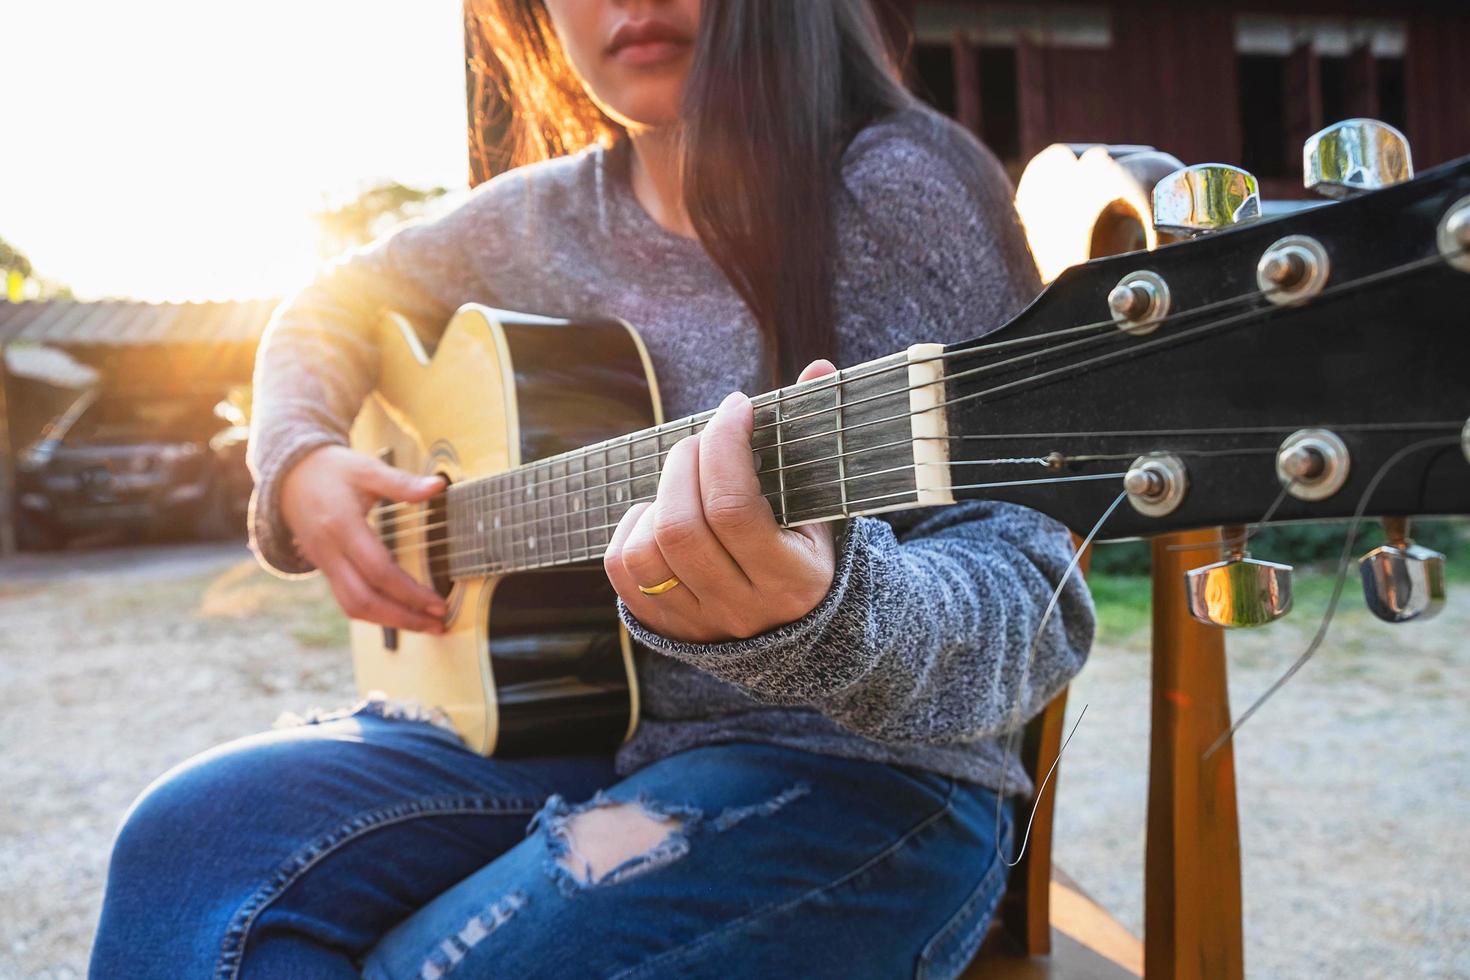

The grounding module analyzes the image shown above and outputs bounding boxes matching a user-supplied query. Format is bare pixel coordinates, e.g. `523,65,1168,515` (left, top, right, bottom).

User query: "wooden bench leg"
1145,530,1244,979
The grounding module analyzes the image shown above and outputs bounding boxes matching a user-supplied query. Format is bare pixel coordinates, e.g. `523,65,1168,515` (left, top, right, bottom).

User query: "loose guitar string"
1160,480,1294,554
994,488,1127,868
365,256,1319,528
1200,434,1463,760
371,246,1457,541
369,245,1457,536
995,464,1318,865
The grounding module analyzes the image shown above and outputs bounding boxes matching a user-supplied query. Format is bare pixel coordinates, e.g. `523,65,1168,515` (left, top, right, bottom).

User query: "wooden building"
887,1,1470,198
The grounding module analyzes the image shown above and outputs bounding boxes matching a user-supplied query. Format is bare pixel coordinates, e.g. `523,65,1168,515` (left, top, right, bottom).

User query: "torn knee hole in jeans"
532,783,810,895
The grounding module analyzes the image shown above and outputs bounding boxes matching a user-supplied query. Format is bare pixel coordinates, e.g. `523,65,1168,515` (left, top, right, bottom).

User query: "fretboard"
444,344,952,579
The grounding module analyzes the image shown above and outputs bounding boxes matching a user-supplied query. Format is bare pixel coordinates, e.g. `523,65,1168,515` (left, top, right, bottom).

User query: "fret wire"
377,429,933,537
834,366,849,517
773,384,789,523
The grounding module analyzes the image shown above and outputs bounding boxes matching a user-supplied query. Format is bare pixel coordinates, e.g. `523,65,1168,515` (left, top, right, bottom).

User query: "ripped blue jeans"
90,710,1014,979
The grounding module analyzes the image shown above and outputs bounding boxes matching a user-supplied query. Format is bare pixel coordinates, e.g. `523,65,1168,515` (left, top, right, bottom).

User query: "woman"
91,1,1093,976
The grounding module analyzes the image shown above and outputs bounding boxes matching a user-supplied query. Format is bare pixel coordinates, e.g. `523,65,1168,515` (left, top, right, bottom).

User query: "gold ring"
637,575,682,596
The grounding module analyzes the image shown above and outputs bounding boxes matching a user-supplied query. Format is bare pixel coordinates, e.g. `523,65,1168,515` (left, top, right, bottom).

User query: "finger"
651,434,749,593
603,503,699,632
321,556,445,633
341,521,447,616
617,500,686,600
355,457,445,504
796,358,838,383
696,391,785,571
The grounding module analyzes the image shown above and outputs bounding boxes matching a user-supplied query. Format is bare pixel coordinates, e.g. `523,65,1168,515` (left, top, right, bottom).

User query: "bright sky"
2,0,471,302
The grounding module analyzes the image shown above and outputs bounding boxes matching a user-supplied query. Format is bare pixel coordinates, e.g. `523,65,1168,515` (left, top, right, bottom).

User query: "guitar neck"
444,345,953,579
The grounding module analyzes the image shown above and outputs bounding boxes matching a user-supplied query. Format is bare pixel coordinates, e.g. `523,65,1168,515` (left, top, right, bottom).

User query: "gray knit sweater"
247,106,1094,795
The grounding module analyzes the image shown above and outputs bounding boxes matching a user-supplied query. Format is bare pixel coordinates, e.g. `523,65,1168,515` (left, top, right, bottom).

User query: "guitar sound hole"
426,475,453,600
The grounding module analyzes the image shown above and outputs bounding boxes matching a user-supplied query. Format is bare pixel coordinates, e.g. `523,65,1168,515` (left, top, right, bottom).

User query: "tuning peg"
1152,164,1261,237
1359,517,1445,623
1304,119,1413,199
1185,525,1293,628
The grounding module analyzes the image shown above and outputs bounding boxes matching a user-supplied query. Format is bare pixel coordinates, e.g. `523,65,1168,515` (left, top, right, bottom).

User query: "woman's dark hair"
467,0,913,385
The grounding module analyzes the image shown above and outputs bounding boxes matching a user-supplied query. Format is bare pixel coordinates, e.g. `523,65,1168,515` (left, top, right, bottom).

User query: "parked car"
15,390,251,549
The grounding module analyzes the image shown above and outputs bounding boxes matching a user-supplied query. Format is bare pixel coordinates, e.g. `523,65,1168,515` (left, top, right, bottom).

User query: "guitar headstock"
942,119,1470,627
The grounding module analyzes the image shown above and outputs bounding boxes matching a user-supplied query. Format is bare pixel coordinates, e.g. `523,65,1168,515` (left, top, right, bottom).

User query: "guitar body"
349,305,662,756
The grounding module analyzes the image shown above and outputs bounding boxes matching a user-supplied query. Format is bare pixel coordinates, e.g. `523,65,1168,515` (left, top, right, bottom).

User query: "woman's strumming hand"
604,359,840,643
280,445,448,633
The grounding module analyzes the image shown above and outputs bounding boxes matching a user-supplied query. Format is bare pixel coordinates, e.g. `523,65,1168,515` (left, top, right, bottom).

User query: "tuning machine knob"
1152,164,1262,237
1359,517,1446,623
1304,119,1413,199
1186,525,1294,628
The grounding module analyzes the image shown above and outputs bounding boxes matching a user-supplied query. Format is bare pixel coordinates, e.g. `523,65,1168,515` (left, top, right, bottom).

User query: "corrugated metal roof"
0,299,279,348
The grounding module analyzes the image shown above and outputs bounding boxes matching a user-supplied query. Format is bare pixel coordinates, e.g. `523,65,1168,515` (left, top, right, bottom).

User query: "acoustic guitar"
349,144,1470,757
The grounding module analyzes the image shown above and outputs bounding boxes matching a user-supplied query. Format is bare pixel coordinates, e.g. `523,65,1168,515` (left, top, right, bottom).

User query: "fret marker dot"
527,536,537,551
572,498,581,511
477,519,484,533
526,487,534,499
493,515,501,529
614,488,625,502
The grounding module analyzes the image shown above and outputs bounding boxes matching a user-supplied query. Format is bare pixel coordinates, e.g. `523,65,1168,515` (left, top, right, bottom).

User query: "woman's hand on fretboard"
604,360,840,643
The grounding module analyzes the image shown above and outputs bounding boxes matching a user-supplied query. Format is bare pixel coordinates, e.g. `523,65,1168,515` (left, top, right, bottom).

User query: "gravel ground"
1,542,1467,978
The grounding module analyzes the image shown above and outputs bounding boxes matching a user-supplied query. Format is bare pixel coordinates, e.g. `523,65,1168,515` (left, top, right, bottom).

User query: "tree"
0,235,72,301
313,181,449,259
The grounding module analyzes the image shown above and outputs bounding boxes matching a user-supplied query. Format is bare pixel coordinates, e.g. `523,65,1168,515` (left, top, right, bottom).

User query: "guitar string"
994,467,1313,866
996,488,1128,867
364,251,1330,526
369,418,1463,538
389,438,1305,563
400,421,1451,578
397,237,1465,524
371,246,1460,533
390,470,1137,572
382,442,1295,566
364,311,1142,525
1200,434,1463,760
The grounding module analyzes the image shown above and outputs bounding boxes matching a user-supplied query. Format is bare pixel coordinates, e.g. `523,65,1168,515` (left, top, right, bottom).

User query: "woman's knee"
108,731,297,881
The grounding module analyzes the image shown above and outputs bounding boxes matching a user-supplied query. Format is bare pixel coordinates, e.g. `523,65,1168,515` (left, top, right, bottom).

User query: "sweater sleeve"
246,192,494,575
616,108,1095,743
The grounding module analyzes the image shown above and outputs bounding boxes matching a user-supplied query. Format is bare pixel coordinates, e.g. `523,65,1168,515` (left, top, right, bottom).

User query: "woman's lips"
611,38,689,66
607,19,692,67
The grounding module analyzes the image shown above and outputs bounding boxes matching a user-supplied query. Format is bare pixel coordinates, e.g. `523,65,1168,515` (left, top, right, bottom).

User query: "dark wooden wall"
887,0,1470,178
